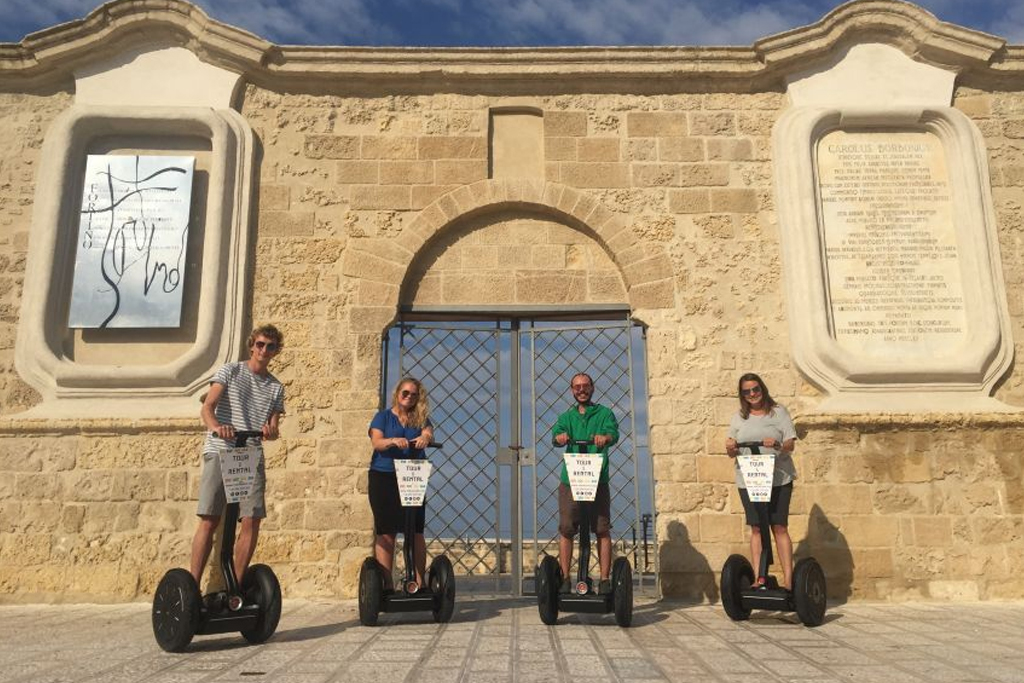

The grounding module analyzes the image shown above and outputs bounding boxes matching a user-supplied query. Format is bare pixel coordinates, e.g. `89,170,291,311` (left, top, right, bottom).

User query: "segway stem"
743,443,774,580
219,430,263,595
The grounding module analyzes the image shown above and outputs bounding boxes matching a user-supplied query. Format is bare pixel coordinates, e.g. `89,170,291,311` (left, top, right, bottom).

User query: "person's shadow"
795,503,853,604
659,520,718,602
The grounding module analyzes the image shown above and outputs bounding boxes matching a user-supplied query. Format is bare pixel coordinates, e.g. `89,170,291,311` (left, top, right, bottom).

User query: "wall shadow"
794,503,853,605
659,520,718,603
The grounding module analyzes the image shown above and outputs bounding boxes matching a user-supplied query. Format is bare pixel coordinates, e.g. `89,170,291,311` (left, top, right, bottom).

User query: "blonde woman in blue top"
367,377,434,590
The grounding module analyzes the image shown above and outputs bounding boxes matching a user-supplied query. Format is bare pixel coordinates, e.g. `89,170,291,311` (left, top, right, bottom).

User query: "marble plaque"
68,154,195,328
818,130,967,357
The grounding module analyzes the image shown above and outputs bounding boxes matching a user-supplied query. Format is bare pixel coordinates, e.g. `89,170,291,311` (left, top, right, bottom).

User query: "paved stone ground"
1,598,1023,683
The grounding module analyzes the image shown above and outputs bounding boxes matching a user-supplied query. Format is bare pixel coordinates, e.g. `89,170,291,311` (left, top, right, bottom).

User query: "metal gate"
382,313,656,596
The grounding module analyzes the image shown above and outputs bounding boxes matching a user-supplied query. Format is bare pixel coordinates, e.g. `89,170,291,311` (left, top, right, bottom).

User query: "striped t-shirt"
202,361,285,454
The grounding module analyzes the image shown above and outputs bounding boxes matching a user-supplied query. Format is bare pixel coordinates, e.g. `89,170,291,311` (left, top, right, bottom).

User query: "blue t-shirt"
368,409,431,473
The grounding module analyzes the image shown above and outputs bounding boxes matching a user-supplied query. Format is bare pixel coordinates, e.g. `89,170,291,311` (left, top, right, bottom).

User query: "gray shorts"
196,450,267,519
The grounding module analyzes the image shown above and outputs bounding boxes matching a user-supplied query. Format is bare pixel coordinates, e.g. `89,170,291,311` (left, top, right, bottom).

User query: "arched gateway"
369,180,660,596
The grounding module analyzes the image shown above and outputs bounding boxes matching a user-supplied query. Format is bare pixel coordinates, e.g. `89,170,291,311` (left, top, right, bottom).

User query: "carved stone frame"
773,106,1013,411
15,105,255,417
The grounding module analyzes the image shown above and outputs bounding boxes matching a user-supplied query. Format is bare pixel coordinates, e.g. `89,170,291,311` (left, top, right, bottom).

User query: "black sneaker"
598,579,612,595
559,579,572,594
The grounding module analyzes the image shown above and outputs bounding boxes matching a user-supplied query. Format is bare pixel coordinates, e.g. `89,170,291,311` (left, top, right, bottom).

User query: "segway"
358,443,455,625
720,442,826,627
152,430,282,652
536,440,632,627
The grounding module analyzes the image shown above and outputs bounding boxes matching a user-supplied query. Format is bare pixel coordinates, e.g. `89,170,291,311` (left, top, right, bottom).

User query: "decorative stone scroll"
774,107,1012,411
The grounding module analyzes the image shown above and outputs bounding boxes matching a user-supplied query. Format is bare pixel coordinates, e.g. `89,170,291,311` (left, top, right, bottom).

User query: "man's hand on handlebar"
262,422,279,441
554,433,569,446
593,434,611,448
213,424,236,440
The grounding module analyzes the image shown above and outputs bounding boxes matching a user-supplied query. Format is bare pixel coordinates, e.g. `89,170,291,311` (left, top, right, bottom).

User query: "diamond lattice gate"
383,315,656,597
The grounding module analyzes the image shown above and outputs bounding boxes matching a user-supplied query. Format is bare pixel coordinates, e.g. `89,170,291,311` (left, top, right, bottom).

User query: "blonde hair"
392,377,430,429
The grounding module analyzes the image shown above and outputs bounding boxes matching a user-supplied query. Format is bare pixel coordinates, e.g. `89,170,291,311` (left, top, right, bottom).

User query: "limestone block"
337,160,379,184
632,163,679,187
260,184,290,210
678,163,730,187
627,280,674,309
111,471,166,502
577,138,620,162
64,471,114,502
689,113,736,137
80,501,141,533
659,138,703,162
872,483,930,514
699,513,742,542
341,250,404,284
0,438,76,472
1004,119,1024,139
304,135,359,159
418,136,486,159
412,184,459,209
851,548,894,577
710,189,758,213
350,185,412,211
361,136,418,159
1,533,50,565
60,504,85,533
545,137,576,161
668,189,710,214
380,160,434,185
696,455,735,484
544,112,587,137
442,273,515,304
706,139,754,161
627,113,687,138
559,162,629,189
436,159,488,185
15,472,59,500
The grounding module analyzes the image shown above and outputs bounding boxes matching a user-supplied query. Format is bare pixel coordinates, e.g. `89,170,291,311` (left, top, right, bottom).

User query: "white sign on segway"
218,446,261,504
395,459,432,507
737,452,775,502
564,454,603,502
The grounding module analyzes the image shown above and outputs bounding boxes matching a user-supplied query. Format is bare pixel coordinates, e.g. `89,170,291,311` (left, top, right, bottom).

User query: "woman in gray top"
725,373,798,590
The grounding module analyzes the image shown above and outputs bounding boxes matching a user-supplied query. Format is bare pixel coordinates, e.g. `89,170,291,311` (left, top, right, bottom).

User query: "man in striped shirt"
190,324,286,587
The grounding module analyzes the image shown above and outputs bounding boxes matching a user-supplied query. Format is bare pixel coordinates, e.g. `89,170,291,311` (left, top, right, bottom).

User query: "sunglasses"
254,341,280,352
571,384,592,391
741,386,762,396
400,390,419,398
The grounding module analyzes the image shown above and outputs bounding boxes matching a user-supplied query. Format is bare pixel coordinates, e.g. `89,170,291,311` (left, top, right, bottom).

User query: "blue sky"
1,0,1022,46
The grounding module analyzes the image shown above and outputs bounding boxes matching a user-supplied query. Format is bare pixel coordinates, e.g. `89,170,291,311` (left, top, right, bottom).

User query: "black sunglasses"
400,390,419,398
254,341,280,352
741,386,762,396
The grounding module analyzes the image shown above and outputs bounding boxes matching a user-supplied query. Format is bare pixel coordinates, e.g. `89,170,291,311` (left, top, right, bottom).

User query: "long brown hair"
391,377,430,428
737,372,776,419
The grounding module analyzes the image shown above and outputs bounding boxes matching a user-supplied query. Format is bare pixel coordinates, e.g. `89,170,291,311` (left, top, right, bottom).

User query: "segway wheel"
428,555,456,623
612,557,633,627
152,568,201,652
793,557,827,627
358,557,384,626
720,554,754,621
240,564,282,644
536,555,560,626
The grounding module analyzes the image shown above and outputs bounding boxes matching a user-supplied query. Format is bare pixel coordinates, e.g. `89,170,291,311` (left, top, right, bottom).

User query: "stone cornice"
754,0,1005,72
0,0,1020,91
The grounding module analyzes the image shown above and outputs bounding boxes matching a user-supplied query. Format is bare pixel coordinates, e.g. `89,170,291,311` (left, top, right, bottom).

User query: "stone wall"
2,0,1024,603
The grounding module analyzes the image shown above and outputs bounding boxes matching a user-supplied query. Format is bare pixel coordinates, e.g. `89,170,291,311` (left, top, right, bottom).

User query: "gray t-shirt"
202,361,285,454
727,404,798,489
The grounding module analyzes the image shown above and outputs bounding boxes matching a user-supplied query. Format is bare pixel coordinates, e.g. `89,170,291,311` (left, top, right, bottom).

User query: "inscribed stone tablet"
817,130,966,358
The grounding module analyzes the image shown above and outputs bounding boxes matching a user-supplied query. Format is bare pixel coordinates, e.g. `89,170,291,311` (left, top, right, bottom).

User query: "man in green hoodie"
551,372,619,593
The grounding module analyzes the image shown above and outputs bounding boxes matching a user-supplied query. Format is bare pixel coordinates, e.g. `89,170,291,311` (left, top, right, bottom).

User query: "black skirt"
368,469,426,536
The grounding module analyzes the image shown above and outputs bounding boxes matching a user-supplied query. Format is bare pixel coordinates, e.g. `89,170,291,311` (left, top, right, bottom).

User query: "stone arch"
340,180,675,335
401,180,674,311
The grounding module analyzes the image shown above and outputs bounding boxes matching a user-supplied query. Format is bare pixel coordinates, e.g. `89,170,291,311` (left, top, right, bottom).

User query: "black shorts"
368,469,425,536
738,482,793,527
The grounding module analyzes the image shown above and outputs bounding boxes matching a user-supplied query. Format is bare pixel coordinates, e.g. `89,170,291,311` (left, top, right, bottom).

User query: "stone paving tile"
3,600,1024,682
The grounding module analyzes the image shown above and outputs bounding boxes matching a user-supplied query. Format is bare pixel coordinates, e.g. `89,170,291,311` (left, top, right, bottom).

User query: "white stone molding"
773,105,1013,412
75,45,241,109
15,105,255,418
